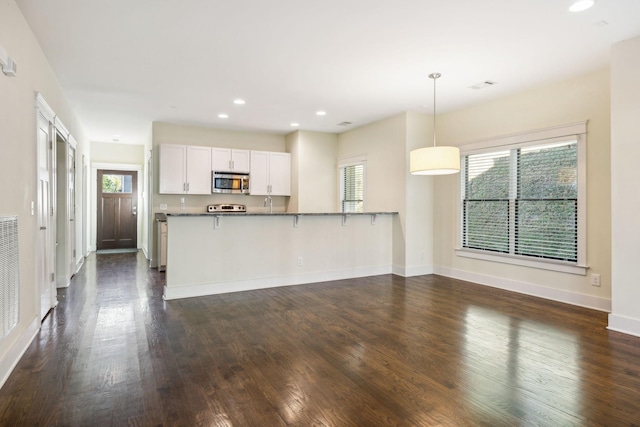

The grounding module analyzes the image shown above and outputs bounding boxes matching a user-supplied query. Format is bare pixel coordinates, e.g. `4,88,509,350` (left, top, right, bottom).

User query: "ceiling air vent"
337,122,352,126
470,80,498,90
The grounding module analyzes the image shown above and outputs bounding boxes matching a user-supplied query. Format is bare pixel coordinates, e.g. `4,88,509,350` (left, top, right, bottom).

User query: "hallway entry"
96,169,138,250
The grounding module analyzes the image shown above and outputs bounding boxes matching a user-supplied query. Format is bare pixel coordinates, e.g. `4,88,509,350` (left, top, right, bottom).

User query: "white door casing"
36,113,56,321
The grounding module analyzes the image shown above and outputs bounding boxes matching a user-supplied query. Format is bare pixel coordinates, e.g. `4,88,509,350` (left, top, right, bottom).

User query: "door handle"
132,206,137,216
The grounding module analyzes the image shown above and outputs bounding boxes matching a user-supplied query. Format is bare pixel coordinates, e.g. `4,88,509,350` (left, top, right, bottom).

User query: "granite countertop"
161,211,397,217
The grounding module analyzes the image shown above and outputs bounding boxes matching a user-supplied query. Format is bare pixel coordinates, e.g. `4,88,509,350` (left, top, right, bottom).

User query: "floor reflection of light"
462,306,580,422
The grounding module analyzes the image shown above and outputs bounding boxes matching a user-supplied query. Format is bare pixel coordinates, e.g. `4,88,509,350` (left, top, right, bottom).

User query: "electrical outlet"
297,256,303,267
159,203,167,211
591,273,601,287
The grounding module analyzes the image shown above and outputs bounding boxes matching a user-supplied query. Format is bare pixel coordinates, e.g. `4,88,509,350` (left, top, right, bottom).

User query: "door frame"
90,163,143,252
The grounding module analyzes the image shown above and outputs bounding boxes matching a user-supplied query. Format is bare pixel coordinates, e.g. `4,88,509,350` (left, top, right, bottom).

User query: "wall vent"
0,216,19,340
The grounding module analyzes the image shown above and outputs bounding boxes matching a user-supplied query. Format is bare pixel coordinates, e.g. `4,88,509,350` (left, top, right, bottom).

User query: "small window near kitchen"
339,156,366,213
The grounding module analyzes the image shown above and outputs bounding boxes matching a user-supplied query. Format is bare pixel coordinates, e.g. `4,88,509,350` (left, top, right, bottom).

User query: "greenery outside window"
457,122,587,274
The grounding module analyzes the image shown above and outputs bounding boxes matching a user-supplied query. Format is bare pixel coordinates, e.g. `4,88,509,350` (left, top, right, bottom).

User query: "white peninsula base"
163,212,396,300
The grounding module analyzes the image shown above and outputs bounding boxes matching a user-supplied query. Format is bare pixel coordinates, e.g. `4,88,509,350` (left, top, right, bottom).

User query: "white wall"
289,130,338,213
609,36,640,336
0,0,88,388
338,112,434,275
91,141,145,164
433,69,611,311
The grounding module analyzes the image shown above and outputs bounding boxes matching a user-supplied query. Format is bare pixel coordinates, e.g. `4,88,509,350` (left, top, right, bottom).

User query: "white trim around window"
455,122,588,275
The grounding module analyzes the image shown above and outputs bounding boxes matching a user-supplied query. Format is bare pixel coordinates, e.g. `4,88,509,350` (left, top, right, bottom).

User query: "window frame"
455,122,588,275
338,155,367,213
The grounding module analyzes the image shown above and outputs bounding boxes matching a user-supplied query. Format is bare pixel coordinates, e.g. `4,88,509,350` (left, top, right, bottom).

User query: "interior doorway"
96,170,138,250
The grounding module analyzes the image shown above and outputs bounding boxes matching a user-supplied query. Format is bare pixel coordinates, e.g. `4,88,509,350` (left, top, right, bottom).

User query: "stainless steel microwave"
212,171,250,194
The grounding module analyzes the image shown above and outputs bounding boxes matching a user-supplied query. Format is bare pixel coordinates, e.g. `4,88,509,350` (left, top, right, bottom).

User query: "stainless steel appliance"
207,204,247,213
212,171,250,194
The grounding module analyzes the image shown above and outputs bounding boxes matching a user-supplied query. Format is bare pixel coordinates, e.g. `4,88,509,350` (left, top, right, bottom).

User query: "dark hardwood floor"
1,252,640,426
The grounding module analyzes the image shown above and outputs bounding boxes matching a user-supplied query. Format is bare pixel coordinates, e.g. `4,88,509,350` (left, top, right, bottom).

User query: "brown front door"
97,170,138,250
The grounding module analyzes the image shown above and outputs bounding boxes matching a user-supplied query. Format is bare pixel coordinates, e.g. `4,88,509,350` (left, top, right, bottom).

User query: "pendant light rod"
429,73,441,148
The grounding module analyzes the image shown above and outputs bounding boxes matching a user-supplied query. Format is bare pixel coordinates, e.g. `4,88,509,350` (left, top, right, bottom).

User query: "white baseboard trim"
141,245,149,260
607,314,640,337
0,316,39,390
392,264,433,277
75,257,84,274
434,266,611,312
164,265,392,300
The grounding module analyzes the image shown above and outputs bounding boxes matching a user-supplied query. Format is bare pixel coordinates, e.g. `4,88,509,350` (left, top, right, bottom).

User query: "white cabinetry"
159,144,212,194
250,151,291,196
211,148,250,173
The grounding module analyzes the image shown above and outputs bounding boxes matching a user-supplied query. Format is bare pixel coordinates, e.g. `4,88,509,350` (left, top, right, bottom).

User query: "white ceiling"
16,0,640,145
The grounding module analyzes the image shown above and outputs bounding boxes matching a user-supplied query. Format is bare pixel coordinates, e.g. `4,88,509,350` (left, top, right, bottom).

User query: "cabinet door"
249,151,269,196
211,147,232,171
159,144,186,194
231,149,251,173
269,152,291,196
186,146,212,194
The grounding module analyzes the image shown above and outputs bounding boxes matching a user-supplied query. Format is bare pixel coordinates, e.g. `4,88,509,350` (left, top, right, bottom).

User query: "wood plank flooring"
1,252,640,426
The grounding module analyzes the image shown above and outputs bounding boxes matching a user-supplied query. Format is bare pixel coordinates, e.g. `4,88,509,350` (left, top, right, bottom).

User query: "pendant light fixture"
410,73,460,175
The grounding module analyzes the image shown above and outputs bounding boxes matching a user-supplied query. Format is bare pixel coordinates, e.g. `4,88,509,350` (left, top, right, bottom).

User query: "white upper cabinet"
159,144,187,194
250,151,291,196
159,144,212,194
186,146,212,194
211,148,250,173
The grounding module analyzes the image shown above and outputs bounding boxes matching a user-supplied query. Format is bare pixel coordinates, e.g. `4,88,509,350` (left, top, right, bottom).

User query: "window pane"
465,151,510,200
463,200,509,253
342,164,364,213
516,200,577,261
518,142,577,199
102,174,133,193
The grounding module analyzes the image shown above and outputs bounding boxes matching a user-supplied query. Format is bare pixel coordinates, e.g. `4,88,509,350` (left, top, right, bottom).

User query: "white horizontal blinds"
516,141,578,261
342,164,364,213
462,140,578,262
462,150,511,253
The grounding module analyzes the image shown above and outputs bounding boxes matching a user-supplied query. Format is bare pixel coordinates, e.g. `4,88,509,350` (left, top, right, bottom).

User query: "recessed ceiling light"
290,123,300,127
569,0,595,12
316,111,326,116
218,113,229,119
112,134,121,142
233,99,245,105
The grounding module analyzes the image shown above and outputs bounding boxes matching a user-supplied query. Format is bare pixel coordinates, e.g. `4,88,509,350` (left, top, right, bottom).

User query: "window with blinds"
341,163,365,213
462,140,578,262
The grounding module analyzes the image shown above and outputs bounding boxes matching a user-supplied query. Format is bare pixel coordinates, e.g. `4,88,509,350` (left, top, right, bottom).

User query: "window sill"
455,248,588,276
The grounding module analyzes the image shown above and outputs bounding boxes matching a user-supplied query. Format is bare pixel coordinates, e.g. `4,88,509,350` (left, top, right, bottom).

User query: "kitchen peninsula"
162,211,397,300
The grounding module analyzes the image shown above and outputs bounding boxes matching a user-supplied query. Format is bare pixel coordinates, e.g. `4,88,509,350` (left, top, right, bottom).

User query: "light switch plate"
160,203,167,211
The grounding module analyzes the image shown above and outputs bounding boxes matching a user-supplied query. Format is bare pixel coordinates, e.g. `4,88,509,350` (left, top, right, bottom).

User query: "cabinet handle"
187,182,190,192
229,160,232,170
